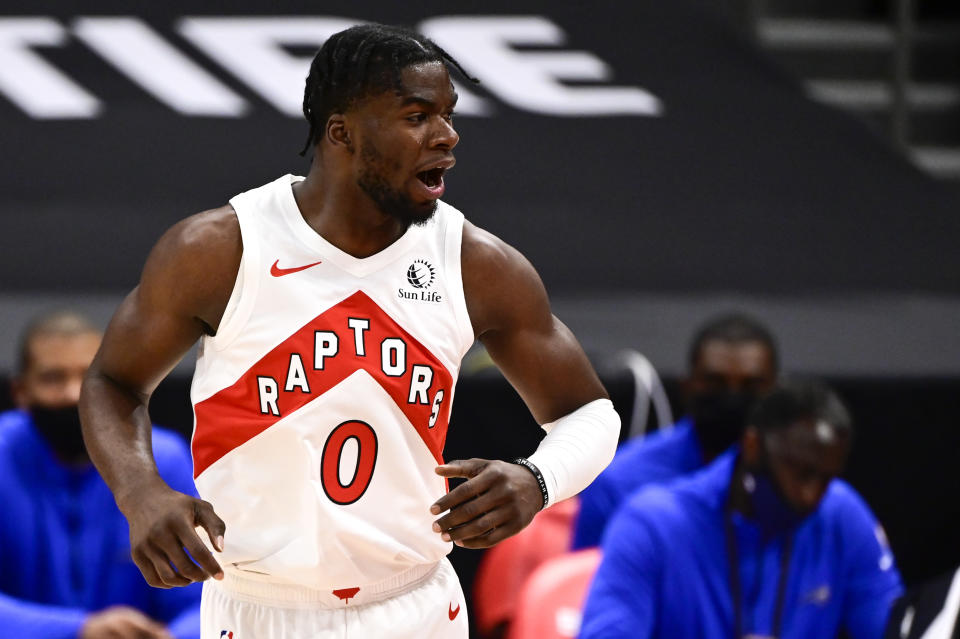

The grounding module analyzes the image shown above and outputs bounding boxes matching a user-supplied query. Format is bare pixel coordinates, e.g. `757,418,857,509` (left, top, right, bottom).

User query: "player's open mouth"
417,168,445,188
415,167,446,199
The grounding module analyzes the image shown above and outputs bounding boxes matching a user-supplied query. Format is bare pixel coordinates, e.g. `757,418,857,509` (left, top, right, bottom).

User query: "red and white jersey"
190,174,474,592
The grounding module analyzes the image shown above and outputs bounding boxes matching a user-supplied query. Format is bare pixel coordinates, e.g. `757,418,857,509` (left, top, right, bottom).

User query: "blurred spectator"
573,313,778,549
579,379,903,639
0,310,200,639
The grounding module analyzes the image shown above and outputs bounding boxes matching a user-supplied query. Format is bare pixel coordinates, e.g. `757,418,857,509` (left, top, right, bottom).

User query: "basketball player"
79,24,620,639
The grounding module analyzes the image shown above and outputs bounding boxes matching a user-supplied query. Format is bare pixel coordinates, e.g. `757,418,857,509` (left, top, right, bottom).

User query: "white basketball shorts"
200,558,468,638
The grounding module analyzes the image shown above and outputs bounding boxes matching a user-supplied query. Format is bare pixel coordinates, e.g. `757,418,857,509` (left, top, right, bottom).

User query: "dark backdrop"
1,0,958,296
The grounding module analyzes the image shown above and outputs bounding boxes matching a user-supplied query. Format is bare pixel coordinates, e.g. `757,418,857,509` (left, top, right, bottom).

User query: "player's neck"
293,171,408,259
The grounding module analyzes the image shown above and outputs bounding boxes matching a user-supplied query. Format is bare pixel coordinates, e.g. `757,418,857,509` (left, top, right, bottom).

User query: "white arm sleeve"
527,398,621,507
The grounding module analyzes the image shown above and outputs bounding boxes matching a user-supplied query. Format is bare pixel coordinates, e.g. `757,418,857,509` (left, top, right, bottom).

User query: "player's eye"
443,111,456,123
407,113,427,123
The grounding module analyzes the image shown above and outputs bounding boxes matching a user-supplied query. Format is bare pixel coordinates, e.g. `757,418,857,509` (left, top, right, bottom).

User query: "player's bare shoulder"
140,205,242,333
461,220,551,338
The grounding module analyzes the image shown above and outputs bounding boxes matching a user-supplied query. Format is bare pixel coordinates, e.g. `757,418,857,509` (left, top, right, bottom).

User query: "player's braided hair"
300,23,477,156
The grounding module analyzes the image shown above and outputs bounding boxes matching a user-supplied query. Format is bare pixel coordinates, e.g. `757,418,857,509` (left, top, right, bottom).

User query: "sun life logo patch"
406,259,436,289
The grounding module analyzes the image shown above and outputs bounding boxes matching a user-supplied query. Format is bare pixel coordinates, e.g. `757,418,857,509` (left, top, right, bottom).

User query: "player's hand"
430,458,543,549
119,481,226,588
80,605,174,639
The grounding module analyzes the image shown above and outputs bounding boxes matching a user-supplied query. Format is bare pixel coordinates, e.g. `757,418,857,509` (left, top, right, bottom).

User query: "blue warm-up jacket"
579,451,903,639
0,409,202,639
573,418,703,549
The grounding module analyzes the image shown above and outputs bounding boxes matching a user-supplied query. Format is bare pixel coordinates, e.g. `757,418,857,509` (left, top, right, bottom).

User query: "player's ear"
326,114,352,152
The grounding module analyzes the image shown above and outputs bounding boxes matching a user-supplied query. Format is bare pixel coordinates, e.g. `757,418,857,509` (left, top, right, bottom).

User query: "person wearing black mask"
573,313,777,548
0,311,201,638
579,379,903,639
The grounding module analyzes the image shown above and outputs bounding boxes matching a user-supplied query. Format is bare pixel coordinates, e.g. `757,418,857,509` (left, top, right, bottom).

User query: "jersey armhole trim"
442,206,475,357
208,202,260,351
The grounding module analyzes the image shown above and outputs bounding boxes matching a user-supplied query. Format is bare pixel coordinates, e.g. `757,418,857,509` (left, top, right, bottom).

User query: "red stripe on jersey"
192,291,454,478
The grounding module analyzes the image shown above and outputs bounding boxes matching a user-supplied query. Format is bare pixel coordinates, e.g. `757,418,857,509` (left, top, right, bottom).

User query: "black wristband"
512,457,549,510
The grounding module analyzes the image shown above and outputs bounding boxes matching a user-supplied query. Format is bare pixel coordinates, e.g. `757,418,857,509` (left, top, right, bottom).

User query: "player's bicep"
92,208,240,396
481,314,606,424
94,285,204,397
464,223,606,423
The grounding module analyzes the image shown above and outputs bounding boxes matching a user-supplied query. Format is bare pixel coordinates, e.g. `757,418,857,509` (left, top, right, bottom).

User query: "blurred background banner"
2,0,959,377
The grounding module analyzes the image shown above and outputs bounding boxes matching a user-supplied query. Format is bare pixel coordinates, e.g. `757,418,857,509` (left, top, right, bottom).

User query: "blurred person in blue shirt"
0,310,200,639
573,313,779,549
579,378,903,639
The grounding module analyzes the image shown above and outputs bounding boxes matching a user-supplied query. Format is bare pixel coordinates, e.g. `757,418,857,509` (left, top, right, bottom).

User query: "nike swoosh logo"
448,602,460,620
270,259,322,277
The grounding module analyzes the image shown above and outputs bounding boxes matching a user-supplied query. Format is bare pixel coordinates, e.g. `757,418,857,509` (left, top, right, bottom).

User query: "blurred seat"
473,498,579,638
609,349,673,439
884,564,960,639
506,548,603,639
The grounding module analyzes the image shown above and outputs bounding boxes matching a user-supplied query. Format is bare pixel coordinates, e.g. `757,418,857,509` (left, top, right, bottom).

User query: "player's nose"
431,117,459,151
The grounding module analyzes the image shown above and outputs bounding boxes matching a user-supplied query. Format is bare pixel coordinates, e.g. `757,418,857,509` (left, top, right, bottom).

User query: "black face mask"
688,390,756,457
30,405,88,464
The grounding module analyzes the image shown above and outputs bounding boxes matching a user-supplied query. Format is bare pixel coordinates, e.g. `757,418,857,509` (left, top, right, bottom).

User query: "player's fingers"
433,483,510,533
455,520,517,549
152,523,207,583
430,468,497,515
434,458,488,480
194,499,226,553
162,540,209,583
177,524,224,580
147,541,192,587
155,559,192,588
445,508,512,543
132,547,169,589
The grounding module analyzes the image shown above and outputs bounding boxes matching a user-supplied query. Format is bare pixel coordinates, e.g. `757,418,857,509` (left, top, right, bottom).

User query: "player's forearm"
530,399,620,504
527,398,620,506
79,369,166,511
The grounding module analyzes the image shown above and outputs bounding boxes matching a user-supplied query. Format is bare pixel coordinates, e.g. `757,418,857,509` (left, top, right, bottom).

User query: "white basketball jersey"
190,174,474,594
